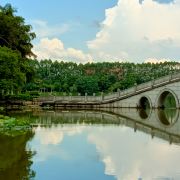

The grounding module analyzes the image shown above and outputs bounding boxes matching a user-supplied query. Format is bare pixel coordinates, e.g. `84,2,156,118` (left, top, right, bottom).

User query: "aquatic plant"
0,114,32,136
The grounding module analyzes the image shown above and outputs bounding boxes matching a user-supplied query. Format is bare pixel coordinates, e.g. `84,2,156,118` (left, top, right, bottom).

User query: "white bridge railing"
36,72,180,103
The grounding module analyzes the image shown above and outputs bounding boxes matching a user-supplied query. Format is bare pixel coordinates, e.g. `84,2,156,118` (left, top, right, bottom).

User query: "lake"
0,108,180,180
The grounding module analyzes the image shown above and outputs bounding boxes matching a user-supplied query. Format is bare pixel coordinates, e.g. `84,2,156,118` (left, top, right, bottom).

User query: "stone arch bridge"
37,72,180,109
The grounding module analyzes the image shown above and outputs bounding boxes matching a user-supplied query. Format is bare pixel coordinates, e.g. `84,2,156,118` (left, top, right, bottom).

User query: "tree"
76,76,99,95
0,47,25,94
0,4,36,58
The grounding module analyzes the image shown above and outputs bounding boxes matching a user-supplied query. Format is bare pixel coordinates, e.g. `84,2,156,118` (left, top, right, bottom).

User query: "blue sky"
1,0,179,63
1,0,117,51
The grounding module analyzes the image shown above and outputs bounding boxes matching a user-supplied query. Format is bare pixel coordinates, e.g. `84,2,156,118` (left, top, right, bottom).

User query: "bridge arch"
138,96,152,119
138,96,152,109
155,88,179,109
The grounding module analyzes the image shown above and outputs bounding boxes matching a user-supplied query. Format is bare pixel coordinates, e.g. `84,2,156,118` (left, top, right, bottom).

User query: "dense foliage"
0,47,24,92
0,4,36,57
0,46,34,95
23,59,180,95
0,3,35,98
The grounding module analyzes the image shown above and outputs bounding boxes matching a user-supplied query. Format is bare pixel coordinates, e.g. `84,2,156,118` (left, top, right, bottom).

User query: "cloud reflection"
36,125,86,145
31,125,87,162
88,126,180,180
30,122,180,179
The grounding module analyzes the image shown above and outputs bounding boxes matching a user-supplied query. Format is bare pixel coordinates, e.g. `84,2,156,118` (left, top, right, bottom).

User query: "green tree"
0,47,25,94
0,4,36,58
76,76,99,95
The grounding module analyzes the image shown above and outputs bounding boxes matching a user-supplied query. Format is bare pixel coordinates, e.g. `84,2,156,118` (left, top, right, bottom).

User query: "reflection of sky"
88,126,180,180
30,125,115,180
29,125,180,180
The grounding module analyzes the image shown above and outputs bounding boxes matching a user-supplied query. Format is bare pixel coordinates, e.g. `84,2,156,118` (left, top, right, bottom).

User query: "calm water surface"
1,108,180,180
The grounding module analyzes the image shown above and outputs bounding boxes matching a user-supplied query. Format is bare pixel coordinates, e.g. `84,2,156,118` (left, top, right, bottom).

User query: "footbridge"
36,72,180,108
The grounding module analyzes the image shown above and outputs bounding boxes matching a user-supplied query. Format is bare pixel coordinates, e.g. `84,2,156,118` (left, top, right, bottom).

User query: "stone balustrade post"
69,93,72,101
63,92,66,100
85,93,87,102
78,93,81,102
134,83,137,92
117,88,120,97
169,73,172,82
151,79,155,88
101,92,104,101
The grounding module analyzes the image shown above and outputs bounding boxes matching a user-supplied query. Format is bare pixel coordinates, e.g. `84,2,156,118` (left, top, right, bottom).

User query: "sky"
1,0,180,63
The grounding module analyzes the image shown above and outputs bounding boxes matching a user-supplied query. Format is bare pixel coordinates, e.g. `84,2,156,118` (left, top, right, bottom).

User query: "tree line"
24,59,180,95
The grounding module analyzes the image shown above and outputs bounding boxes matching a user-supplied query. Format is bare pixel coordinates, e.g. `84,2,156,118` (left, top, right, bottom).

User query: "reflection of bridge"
30,109,180,144
37,72,180,108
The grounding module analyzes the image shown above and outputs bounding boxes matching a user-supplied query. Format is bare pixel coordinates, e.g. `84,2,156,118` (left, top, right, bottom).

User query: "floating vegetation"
0,114,32,136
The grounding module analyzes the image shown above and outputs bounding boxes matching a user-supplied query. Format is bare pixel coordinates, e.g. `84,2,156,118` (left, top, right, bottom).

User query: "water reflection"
7,109,180,180
88,126,180,180
0,131,35,180
157,109,179,126
138,108,151,119
30,125,115,180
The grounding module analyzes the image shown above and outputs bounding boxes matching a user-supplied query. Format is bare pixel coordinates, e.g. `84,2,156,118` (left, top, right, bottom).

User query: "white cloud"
31,20,94,63
87,0,180,62
33,38,93,63
144,58,170,64
92,51,128,62
32,20,69,38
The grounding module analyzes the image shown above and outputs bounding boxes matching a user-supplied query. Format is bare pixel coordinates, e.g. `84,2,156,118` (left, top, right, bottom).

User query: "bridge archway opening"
139,96,151,109
157,91,177,109
138,96,151,119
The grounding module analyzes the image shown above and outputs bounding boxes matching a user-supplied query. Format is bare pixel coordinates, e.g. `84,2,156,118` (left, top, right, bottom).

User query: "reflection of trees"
32,112,122,126
158,109,178,126
9,111,122,126
0,131,35,180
